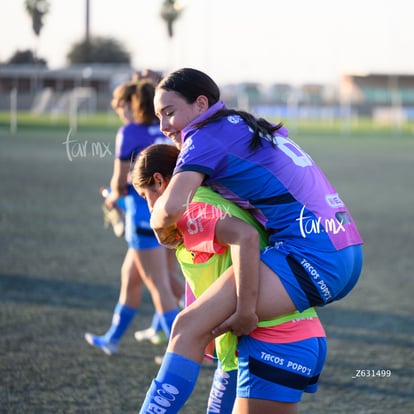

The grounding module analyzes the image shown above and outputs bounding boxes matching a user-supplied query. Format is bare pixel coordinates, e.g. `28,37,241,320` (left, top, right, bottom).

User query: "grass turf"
0,119,413,413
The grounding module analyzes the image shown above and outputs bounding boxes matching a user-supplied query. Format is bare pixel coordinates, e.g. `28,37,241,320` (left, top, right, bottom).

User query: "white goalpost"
10,88,18,135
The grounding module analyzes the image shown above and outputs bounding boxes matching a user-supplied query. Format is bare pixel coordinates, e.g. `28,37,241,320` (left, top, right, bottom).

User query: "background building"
1,65,414,122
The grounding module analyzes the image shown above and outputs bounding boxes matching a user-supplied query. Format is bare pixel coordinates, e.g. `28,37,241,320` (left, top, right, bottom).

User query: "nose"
160,117,170,134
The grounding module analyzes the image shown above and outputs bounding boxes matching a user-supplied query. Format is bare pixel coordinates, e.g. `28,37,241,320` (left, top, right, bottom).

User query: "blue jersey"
114,121,168,250
174,102,363,252
115,122,169,162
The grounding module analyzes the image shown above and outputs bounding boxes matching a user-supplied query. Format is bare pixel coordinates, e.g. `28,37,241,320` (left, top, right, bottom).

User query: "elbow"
164,198,186,221
151,197,185,229
247,227,260,247
239,226,260,249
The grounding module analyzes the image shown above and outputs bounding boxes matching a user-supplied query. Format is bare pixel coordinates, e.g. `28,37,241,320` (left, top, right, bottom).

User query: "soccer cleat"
134,327,167,345
84,332,118,356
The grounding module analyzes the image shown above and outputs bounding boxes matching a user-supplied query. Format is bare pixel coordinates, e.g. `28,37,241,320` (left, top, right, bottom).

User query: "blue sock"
151,312,162,331
158,308,179,338
103,302,137,343
139,352,200,414
207,365,237,414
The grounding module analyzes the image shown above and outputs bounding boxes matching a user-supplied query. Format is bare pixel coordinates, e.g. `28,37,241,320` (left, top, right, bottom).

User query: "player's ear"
153,172,168,189
195,95,209,113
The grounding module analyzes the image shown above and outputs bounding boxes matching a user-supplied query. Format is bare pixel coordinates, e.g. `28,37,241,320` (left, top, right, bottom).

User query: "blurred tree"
160,0,183,38
23,0,50,91
25,0,50,37
7,49,47,66
67,36,131,64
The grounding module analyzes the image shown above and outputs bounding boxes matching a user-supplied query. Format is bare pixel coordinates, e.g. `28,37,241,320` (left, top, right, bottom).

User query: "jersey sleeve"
115,124,147,161
115,126,137,161
174,130,226,177
115,127,126,159
177,201,227,256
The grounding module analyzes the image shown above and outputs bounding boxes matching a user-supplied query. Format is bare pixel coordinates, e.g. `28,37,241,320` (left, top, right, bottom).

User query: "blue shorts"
124,186,160,251
237,335,327,403
260,243,363,311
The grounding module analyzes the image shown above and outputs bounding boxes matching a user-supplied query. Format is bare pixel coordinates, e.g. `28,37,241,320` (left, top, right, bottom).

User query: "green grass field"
1,110,414,135
1,115,413,413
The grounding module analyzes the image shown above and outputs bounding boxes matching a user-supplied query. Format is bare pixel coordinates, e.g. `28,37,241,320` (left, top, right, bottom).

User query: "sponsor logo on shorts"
261,352,312,376
301,259,332,301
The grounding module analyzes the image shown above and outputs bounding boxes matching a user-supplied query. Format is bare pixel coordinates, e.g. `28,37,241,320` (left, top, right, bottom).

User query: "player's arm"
107,159,129,207
150,171,204,247
213,215,260,337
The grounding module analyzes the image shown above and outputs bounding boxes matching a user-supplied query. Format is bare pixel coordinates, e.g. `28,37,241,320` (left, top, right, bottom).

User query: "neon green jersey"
176,186,318,371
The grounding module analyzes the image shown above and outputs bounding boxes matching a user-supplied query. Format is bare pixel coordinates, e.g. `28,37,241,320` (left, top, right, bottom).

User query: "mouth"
168,132,181,143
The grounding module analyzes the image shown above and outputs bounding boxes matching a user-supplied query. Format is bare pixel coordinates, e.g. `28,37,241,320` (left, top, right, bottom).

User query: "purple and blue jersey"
115,121,169,250
174,102,363,253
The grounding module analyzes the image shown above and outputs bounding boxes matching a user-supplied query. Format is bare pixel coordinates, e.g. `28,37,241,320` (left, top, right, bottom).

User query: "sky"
1,0,414,86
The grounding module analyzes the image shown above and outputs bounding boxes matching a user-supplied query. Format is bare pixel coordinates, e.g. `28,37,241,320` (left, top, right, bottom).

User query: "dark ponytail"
195,109,283,150
133,80,158,124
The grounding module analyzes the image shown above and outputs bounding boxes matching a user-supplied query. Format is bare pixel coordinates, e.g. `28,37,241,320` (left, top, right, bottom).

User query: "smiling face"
154,89,209,147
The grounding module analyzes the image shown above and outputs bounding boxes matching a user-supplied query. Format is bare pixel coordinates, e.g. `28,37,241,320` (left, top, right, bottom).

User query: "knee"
170,309,190,339
120,267,139,289
171,309,205,341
